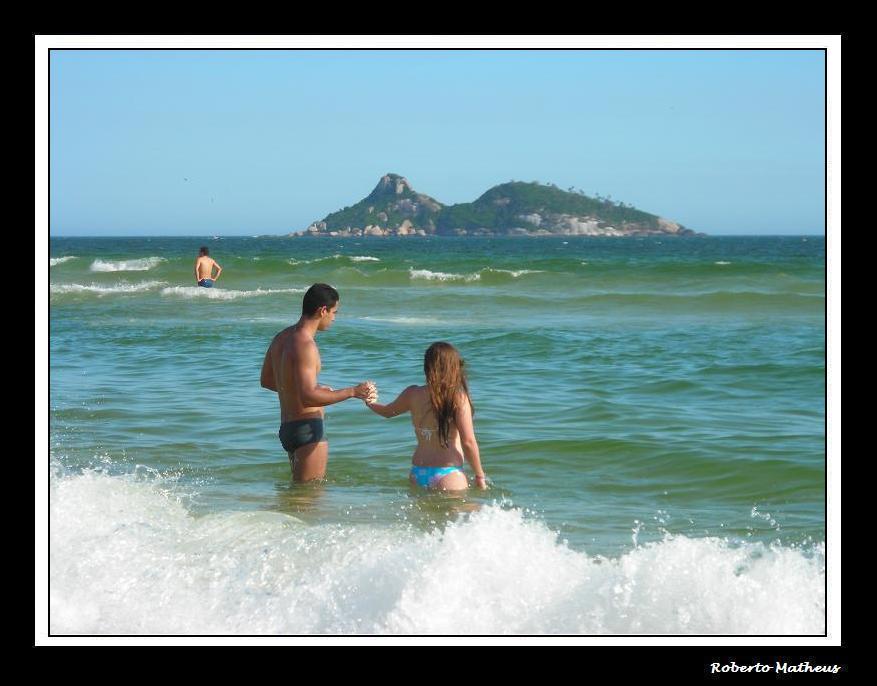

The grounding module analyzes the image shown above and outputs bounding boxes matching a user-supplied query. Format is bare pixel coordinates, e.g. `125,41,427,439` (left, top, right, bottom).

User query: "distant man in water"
260,283,374,481
194,246,222,287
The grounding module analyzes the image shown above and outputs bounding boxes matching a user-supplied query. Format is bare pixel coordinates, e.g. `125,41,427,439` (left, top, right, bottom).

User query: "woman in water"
365,342,487,490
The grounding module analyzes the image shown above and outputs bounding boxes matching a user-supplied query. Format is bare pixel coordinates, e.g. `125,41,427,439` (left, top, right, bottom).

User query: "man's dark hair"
199,246,209,256
302,283,339,316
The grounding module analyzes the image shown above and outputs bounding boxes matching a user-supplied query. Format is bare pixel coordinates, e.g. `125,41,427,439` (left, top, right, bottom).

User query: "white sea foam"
288,254,380,266
51,281,167,296
409,269,481,282
90,257,166,272
715,261,732,266
160,286,306,300
409,268,539,282
50,256,77,266
484,268,544,278
49,471,825,635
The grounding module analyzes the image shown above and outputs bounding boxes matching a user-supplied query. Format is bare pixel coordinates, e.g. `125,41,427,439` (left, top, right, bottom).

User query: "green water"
49,235,825,556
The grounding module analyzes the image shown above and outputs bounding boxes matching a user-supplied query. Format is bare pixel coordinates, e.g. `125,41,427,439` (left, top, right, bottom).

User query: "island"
294,173,702,237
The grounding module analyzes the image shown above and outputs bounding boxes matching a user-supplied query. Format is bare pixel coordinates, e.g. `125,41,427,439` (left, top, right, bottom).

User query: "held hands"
353,380,379,404
364,380,379,405
474,475,489,490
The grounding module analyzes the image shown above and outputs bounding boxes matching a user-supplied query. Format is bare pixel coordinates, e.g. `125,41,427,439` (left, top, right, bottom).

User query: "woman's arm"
455,392,487,489
366,385,416,418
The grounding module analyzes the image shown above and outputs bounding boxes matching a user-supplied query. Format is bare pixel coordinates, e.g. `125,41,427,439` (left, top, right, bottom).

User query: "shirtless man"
194,246,222,287
260,283,373,481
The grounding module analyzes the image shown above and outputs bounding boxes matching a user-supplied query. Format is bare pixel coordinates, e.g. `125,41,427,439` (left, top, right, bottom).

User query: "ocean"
46,235,827,635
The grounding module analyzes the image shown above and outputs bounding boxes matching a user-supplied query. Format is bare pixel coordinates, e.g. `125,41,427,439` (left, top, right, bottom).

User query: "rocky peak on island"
367,173,415,199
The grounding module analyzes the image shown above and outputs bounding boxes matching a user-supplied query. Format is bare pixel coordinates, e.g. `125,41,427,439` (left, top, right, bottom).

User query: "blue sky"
49,49,826,235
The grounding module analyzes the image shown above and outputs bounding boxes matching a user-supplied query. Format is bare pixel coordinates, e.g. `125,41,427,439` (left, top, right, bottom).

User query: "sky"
48,48,827,236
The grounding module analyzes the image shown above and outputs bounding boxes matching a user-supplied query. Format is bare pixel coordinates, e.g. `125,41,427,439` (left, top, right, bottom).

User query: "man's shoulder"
275,328,316,353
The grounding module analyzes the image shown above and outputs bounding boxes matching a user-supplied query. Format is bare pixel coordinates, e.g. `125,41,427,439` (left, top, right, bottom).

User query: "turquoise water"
48,235,826,634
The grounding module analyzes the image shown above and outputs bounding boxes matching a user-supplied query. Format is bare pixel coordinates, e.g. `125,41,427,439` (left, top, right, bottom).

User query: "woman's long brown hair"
424,342,473,447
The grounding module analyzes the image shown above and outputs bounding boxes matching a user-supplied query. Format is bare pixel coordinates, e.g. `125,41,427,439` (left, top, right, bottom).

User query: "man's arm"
260,346,277,391
213,260,222,281
296,341,371,406
194,259,200,284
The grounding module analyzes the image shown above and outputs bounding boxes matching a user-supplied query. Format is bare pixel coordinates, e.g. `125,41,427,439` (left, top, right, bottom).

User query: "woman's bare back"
409,386,464,468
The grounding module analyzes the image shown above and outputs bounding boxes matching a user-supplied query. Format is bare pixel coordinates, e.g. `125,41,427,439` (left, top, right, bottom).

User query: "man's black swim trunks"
279,418,325,453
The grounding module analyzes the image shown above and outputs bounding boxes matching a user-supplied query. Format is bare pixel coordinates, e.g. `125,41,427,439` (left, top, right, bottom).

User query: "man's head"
199,246,209,256
302,283,340,330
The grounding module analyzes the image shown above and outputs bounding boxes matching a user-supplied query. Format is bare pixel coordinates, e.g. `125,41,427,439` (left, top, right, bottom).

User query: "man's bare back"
195,255,221,282
263,325,324,422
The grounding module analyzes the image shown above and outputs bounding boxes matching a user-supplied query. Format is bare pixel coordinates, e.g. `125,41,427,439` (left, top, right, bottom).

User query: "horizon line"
49,232,830,238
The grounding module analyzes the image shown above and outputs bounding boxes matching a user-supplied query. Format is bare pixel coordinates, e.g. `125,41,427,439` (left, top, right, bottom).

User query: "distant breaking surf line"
160,286,307,300
90,257,166,272
50,256,78,266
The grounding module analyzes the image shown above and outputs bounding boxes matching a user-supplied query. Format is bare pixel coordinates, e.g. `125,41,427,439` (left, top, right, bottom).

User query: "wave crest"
50,256,78,266
160,286,306,300
289,254,380,266
51,281,167,295
90,257,166,272
409,269,481,282
49,472,825,635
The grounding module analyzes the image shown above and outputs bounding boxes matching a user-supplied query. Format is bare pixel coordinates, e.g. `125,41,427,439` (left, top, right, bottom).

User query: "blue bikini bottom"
410,465,464,488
